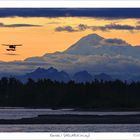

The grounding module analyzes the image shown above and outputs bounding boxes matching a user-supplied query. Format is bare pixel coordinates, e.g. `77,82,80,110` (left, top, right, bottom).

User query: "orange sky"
0,17,140,61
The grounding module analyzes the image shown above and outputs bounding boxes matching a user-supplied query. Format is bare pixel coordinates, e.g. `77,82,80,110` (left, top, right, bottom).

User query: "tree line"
0,77,140,109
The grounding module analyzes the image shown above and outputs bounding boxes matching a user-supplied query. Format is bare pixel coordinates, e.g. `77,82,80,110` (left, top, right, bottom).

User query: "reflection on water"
0,124,140,132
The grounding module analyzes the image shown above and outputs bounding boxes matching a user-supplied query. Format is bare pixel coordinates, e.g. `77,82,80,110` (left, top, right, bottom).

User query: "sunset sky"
0,8,140,61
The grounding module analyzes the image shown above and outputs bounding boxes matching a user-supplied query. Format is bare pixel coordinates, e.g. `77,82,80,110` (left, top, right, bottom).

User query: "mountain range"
19,67,70,82
0,33,140,81
17,67,113,82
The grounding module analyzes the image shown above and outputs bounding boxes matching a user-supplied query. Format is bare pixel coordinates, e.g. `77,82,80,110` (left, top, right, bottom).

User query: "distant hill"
73,71,93,82
94,73,112,81
17,67,70,82
16,67,114,83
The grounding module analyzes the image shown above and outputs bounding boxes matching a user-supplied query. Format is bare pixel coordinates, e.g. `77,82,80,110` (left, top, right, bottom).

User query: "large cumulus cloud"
1,51,140,77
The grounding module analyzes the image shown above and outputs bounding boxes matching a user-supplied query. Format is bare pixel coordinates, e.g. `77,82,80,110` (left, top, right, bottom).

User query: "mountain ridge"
16,67,114,82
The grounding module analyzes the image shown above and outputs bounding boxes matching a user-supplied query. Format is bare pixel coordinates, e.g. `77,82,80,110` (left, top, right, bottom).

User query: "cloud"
0,23,42,28
55,24,90,32
4,52,140,77
78,24,89,31
92,24,140,31
55,24,140,33
47,21,61,24
0,8,140,19
55,26,77,32
105,39,128,45
0,43,140,78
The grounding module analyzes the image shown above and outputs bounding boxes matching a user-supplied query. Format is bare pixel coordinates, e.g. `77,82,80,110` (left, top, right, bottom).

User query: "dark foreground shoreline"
1,114,140,124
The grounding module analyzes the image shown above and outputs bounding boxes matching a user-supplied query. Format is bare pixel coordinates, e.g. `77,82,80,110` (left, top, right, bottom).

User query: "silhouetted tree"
0,77,140,109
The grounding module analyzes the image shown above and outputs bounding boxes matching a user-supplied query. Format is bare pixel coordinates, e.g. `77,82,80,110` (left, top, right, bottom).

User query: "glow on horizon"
0,17,140,61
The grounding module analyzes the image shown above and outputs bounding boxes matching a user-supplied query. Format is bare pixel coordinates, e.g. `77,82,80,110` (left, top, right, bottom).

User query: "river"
0,108,140,132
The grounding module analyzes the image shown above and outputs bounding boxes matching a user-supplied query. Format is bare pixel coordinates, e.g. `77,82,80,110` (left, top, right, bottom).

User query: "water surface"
0,108,140,119
0,124,140,132
0,108,140,132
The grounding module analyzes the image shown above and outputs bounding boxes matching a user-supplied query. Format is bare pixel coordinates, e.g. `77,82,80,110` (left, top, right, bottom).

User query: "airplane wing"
14,44,22,46
2,44,10,46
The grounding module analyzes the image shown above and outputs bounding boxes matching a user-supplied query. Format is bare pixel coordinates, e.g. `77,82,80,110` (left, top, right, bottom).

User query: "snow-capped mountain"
65,34,140,58
0,33,140,80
